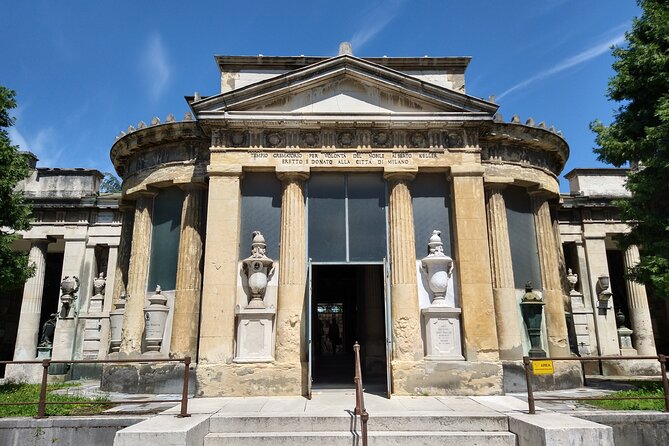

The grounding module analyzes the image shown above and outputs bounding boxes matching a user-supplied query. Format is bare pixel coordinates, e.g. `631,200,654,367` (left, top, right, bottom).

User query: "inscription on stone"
434,319,455,353
239,150,446,167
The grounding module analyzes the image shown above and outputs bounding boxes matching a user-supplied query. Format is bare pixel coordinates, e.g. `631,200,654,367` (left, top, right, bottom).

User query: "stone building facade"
2,48,666,396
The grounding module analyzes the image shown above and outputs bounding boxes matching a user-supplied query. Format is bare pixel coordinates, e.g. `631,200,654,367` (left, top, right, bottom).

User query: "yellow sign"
532,360,554,375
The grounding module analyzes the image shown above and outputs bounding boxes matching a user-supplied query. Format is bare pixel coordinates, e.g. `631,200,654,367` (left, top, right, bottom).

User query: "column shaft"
450,169,499,360
485,186,523,359
13,241,49,360
111,206,134,303
198,172,242,363
532,195,570,356
275,172,308,364
385,173,423,361
171,186,206,359
623,245,657,355
119,194,154,355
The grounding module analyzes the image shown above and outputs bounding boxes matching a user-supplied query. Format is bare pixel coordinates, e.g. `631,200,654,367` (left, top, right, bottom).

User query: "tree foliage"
99,172,121,193
0,86,34,289
591,0,669,297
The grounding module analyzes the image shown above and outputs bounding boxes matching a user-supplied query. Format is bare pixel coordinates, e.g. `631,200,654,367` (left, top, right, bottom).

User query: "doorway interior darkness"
311,264,387,392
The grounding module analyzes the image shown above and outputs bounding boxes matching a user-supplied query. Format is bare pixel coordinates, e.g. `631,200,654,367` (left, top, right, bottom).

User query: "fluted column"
110,204,134,304
119,192,155,355
623,245,657,355
13,240,50,360
275,170,309,364
170,185,206,359
532,194,570,357
384,170,423,361
485,183,523,360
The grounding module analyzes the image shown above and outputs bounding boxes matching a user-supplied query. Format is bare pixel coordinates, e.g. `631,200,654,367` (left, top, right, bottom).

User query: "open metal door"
383,257,393,398
307,258,313,399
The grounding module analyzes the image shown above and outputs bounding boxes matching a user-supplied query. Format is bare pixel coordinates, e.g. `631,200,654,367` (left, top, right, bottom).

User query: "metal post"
523,356,536,414
659,355,669,413
36,359,50,419
178,356,191,418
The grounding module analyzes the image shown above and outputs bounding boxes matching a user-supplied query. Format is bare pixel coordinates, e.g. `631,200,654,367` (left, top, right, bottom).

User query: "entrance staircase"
204,411,516,445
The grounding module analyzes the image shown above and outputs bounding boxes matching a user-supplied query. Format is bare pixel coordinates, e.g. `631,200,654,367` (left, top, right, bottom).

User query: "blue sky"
1,1,640,191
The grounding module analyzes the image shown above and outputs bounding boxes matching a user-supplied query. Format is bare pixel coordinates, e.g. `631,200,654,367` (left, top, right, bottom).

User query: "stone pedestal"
617,326,637,355
234,306,276,363
422,307,464,360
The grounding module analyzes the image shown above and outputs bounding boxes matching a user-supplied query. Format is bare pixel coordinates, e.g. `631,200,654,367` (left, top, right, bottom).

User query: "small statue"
38,314,57,347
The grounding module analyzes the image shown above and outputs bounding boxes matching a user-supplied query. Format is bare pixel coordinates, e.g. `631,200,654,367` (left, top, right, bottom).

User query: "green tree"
591,0,669,297
0,86,34,289
99,172,121,193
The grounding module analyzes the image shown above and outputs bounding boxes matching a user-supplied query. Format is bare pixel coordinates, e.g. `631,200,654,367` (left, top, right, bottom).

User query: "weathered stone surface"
509,412,613,446
392,359,503,395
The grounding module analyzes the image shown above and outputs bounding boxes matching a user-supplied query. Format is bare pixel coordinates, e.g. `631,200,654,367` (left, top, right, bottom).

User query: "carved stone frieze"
266,132,284,148
481,143,561,175
337,131,355,147
125,143,209,177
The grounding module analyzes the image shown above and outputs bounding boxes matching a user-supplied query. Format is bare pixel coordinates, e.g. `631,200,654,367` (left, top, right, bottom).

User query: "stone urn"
93,273,106,296
59,275,80,316
520,282,546,358
420,230,453,306
143,286,169,352
242,231,274,309
109,291,126,353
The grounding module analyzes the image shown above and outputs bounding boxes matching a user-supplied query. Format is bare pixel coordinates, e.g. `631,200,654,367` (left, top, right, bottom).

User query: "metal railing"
0,356,192,419
353,342,369,446
523,354,669,414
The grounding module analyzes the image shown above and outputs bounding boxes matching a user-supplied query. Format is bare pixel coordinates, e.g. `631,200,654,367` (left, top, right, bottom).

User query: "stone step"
209,413,509,433
204,431,517,446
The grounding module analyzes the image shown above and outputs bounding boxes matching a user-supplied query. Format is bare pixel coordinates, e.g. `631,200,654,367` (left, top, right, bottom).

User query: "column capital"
207,164,243,177
383,167,417,182
276,169,310,183
449,164,485,177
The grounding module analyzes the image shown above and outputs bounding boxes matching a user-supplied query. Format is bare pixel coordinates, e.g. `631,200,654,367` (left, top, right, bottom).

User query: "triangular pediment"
192,55,497,118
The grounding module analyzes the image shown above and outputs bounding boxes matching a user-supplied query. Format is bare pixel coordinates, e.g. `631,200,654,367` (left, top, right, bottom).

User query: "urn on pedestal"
89,273,106,313
59,276,80,317
242,231,274,308
143,286,169,352
109,291,126,353
420,230,453,306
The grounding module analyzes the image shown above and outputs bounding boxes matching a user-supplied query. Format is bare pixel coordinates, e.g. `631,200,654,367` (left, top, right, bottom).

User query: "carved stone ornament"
410,132,427,148
566,268,578,294
446,132,463,148
420,230,454,306
373,131,391,147
337,131,355,147
93,273,106,296
143,285,169,352
230,131,247,147
242,231,275,308
59,275,80,316
301,132,319,147
266,132,283,147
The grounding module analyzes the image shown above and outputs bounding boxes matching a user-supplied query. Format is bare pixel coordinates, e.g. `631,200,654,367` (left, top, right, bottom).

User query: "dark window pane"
147,187,184,291
308,174,346,262
348,174,387,261
504,186,542,289
412,173,452,257
240,173,282,260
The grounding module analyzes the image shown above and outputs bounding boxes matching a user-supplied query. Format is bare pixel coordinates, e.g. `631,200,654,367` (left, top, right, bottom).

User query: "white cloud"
140,33,171,101
9,126,64,167
349,0,406,52
497,27,628,101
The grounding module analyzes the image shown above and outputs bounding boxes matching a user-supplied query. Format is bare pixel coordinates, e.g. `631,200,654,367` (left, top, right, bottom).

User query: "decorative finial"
511,114,521,124
525,117,535,126
338,42,353,56
166,113,176,123
150,116,161,126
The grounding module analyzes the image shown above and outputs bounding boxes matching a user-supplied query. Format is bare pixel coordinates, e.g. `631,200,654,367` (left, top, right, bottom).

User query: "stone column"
170,184,206,359
623,245,657,356
485,182,523,360
111,205,134,304
384,170,423,361
119,192,155,355
12,239,50,360
198,167,242,364
532,194,570,357
450,166,499,361
275,170,309,366
583,235,619,355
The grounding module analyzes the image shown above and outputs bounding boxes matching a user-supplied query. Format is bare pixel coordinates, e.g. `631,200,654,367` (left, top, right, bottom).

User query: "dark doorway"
311,265,387,392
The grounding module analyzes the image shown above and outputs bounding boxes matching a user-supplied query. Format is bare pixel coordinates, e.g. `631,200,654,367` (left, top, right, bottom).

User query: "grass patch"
0,382,111,417
587,382,667,411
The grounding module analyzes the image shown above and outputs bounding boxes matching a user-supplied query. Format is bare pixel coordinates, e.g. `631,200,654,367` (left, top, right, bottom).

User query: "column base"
3,363,43,383
100,361,193,394
195,361,307,397
502,360,583,392
391,359,503,396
